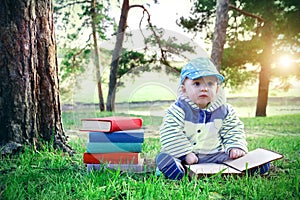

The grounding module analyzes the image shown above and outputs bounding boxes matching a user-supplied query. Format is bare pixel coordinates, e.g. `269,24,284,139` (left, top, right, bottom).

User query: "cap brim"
186,74,224,83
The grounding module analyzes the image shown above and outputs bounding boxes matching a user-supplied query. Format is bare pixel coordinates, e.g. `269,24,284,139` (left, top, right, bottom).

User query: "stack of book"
80,116,145,172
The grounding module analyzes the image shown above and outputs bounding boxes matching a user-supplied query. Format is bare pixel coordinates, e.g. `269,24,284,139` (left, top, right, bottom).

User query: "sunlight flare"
279,55,292,67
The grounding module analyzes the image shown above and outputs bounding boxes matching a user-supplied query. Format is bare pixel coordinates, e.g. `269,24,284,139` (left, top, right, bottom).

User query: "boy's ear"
181,85,186,94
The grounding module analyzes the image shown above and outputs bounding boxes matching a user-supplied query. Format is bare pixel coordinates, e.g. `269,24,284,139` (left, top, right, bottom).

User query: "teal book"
86,142,142,153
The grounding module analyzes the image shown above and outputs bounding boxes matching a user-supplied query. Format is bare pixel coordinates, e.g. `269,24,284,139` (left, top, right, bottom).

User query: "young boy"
156,57,268,180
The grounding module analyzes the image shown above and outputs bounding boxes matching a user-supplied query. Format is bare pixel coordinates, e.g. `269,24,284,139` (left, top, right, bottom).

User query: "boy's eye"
207,81,215,87
193,82,200,86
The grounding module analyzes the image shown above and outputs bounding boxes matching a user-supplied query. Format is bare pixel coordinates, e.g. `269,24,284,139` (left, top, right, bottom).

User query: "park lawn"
1,113,299,200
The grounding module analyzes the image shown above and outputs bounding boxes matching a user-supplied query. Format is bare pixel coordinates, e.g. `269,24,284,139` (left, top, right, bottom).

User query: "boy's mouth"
199,94,208,98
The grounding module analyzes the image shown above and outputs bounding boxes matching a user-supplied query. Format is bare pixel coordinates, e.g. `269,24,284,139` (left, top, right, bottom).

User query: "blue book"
89,129,144,143
86,142,143,153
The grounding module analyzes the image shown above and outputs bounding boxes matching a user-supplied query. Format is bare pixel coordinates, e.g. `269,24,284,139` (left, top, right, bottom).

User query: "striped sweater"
159,93,248,158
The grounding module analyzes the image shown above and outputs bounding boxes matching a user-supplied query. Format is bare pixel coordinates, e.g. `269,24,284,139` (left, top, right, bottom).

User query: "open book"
186,148,283,176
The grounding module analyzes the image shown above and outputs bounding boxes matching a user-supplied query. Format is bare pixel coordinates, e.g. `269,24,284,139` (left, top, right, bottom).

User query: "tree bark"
0,0,73,155
91,0,105,111
106,0,129,111
255,21,273,117
211,0,229,71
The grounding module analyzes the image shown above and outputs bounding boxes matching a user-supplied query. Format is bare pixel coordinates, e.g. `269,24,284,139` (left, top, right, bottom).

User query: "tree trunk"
0,0,73,155
211,0,229,71
91,0,105,111
106,0,129,111
255,21,273,117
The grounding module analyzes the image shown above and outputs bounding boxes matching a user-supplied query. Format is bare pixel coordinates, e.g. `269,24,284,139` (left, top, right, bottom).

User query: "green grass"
1,113,300,200
242,113,300,135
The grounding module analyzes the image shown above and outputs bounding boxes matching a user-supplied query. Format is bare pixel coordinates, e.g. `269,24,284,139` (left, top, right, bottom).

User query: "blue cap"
180,57,225,84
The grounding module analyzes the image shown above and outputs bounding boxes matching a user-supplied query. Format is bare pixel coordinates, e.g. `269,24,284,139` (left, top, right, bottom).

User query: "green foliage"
179,0,216,33
118,50,155,79
144,25,196,59
55,0,112,40
54,0,114,100
60,48,91,81
178,0,300,89
221,39,260,88
58,47,91,102
116,25,196,88
221,64,256,89
1,113,300,199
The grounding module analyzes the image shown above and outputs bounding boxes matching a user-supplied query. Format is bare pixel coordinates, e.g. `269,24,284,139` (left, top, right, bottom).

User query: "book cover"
83,152,141,164
187,148,283,177
88,129,144,143
223,148,283,171
86,142,143,153
81,116,143,132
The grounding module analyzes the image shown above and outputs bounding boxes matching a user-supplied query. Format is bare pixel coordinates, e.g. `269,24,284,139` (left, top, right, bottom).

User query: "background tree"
0,0,73,154
106,0,129,111
211,0,229,71
106,1,196,111
179,0,300,116
91,0,105,111
54,0,113,111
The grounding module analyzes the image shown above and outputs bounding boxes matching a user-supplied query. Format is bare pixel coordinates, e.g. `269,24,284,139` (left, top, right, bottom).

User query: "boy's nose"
200,84,208,91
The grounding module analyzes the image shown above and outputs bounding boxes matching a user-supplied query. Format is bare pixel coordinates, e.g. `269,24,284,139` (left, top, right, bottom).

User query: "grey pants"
197,152,230,164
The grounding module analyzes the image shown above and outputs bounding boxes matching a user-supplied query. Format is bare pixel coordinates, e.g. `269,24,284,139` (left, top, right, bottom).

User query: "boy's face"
181,76,219,109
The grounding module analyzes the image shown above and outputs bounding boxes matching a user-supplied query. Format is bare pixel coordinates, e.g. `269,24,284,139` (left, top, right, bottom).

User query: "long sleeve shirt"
159,93,248,158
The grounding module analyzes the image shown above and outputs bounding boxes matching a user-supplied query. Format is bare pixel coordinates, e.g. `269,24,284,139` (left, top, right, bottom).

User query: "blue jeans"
179,152,230,164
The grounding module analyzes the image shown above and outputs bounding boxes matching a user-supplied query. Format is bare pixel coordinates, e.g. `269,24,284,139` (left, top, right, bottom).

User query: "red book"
80,116,143,132
83,152,141,164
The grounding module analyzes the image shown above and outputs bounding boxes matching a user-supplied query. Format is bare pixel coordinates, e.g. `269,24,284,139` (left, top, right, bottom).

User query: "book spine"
89,131,144,143
86,142,143,153
83,152,140,164
110,118,143,132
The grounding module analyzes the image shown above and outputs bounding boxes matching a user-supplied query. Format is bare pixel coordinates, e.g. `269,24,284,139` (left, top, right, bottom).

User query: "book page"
81,120,111,132
187,163,241,175
223,148,283,171
87,159,145,173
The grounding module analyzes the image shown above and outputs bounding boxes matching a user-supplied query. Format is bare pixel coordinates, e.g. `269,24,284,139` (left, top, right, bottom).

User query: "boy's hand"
185,152,198,164
229,148,246,159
